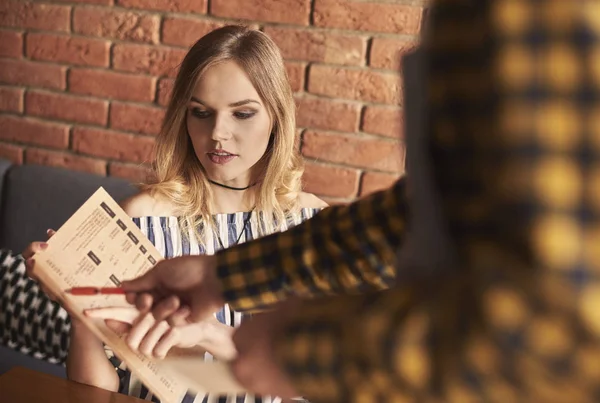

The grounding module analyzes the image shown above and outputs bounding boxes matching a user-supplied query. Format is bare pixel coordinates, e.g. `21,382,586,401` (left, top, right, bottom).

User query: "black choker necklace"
208,179,257,191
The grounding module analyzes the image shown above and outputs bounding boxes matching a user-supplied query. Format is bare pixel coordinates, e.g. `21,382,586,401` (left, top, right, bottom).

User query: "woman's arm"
66,320,120,392
196,318,237,361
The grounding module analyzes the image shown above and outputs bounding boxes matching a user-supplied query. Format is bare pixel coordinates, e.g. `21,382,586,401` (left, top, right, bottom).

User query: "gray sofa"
0,158,138,377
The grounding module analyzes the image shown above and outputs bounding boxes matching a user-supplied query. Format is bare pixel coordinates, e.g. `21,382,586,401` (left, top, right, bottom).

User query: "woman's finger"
46,229,56,239
40,285,57,301
22,242,49,260
126,312,156,351
23,241,49,280
105,319,132,335
153,328,180,359
139,321,170,358
24,258,37,280
84,307,140,324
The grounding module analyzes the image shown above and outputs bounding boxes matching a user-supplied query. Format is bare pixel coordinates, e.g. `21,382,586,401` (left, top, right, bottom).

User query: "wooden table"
0,367,144,402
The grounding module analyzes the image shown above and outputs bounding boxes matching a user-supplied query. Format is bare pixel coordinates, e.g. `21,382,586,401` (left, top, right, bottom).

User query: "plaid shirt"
216,1,600,402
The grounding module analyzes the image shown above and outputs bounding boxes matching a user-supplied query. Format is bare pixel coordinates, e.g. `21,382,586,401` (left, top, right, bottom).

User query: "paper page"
31,187,201,402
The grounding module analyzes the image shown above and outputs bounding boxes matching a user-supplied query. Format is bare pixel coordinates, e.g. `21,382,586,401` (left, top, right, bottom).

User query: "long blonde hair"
144,25,303,242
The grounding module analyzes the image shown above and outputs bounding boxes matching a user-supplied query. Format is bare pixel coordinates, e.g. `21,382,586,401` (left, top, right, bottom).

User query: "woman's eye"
191,108,210,119
234,111,255,120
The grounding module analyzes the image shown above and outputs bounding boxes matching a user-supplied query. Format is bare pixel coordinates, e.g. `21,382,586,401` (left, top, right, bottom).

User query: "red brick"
302,131,404,172
0,142,24,164
295,96,360,132
302,162,359,198
156,78,174,106
73,127,155,163
370,37,417,71
25,90,108,125
362,106,403,138
211,0,310,25
0,86,23,113
25,148,107,175
308,64,401,104
113,43,187,78
0,59,66,90
285,61,305,93
116,0,206,13
264,26,366,66
109,102,165,136
73,7,159,44
108,162,152,183
0,115,69,148
0,1,70,32
0,30,23,58
52,0,113,5
360,171,401,196
26,33,110,67
69,68,155,102
162,17,223,47
314,0,422,34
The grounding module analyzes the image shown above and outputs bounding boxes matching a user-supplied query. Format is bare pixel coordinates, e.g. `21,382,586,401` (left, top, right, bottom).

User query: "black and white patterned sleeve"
0,249,71,364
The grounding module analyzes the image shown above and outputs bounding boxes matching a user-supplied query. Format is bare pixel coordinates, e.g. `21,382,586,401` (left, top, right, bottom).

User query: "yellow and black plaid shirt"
216,1,600,401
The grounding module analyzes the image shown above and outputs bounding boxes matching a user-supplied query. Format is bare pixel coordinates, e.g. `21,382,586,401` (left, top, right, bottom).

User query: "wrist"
196,319,216,345
213,252,230,300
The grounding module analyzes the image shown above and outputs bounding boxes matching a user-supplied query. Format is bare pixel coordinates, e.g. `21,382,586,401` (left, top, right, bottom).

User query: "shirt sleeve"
216,178,410,312
272,287,420,403
271,1,600,400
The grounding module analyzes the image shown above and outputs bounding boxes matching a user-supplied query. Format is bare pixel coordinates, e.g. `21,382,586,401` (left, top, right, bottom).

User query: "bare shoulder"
119,190,177,217
298,192,329,209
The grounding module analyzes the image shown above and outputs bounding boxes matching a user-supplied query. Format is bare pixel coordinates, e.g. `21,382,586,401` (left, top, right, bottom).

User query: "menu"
32,187,246,402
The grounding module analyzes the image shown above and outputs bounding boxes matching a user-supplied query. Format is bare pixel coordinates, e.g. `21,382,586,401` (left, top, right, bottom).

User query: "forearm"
66,321,119,392
218,178,409,311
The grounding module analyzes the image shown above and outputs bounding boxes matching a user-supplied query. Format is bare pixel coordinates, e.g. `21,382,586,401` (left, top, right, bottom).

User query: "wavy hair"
143,25,303,243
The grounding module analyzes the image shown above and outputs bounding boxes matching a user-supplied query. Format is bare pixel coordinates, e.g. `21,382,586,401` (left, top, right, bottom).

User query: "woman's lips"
207,152,236,164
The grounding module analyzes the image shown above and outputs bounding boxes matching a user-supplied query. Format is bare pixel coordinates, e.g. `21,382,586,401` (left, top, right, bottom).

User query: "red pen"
65,287,126,295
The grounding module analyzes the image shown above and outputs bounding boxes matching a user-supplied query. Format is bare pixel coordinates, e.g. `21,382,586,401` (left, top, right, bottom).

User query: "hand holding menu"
32,187,246,402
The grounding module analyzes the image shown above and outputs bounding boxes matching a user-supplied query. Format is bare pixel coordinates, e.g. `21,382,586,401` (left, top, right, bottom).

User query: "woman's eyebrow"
190,97,260,107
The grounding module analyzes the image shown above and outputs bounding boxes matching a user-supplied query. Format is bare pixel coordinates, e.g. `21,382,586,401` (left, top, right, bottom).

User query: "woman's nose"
211,116,232,141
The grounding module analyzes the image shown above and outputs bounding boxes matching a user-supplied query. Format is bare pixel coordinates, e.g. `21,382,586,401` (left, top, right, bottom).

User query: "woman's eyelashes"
191,108,210,119
233,111,255,120
190,107,256,120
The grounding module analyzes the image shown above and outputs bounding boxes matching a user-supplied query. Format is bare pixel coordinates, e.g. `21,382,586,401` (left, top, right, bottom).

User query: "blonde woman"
23,25,326,402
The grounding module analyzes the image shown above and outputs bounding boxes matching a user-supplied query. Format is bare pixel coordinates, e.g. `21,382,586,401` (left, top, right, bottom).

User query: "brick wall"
0,0,424,203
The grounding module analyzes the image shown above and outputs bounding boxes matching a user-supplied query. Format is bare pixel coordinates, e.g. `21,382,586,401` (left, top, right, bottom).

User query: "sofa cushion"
0,249,68,377
0,162,138,253
0,158,12,209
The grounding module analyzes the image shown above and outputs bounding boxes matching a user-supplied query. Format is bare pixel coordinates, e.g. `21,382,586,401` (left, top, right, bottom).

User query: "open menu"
32,187,246,402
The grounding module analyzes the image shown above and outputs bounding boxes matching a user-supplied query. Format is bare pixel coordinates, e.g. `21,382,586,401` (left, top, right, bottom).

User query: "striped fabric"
111,208,321,403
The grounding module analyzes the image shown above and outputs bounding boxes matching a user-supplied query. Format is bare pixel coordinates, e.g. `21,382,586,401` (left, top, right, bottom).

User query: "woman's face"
186,60,272,186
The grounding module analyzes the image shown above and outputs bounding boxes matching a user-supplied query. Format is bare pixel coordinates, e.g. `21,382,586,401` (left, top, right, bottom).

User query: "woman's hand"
22,229,88,328
22,229,57,300
85,306,237,361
